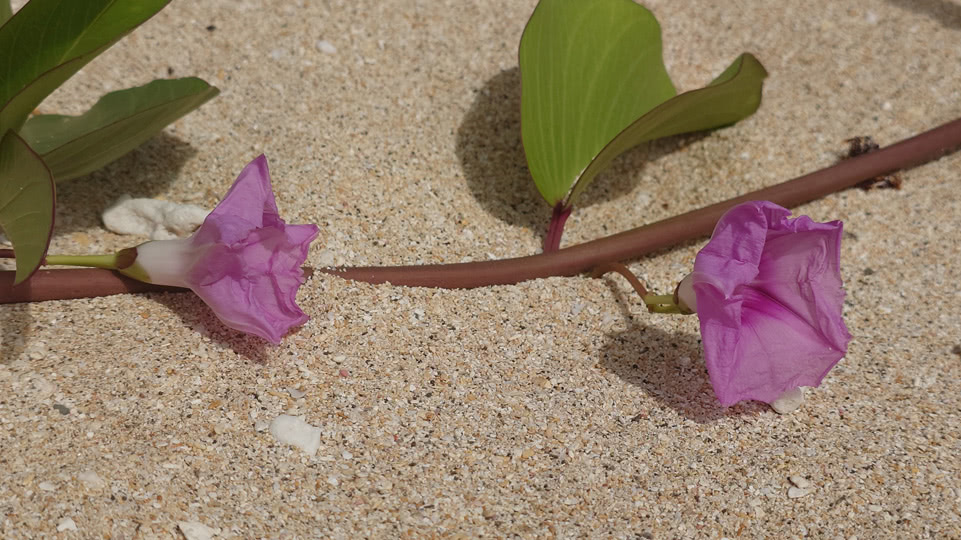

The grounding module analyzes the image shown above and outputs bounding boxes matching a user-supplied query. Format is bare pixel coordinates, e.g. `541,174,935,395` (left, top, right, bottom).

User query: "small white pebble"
770,387,804,414
316,40,337,54
327,475,339,486
286,387,306,399
868,504,883,512
882,101,892,111
269,415,322,456
177,521,220,540
270,48,286,60
788,486,814,499
254,420,269,432
56,517,77,532
316,249,337,267
38,481,56,492
78,470,106,490
789,475,812,489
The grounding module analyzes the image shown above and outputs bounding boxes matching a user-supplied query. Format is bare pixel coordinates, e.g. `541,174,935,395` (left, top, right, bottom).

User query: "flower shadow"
455,67,708,244
148,291,269,363
596,279,769,423
54,132,197,238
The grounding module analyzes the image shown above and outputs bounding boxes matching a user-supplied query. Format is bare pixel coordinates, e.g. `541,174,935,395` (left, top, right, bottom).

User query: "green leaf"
21,78,219,181
0,0,12,26
519,0,767,208
520,0,676,206
0,130,55,284
0,0,170,134
567,53,768,205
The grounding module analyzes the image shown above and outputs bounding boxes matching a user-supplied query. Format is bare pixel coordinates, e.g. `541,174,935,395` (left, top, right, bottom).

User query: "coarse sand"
2,0,960,537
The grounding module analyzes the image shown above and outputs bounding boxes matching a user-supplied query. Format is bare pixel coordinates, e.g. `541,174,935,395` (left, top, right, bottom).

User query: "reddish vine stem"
323,117,961,288
0,269,185,303
3,117,961,303
590,262,649,298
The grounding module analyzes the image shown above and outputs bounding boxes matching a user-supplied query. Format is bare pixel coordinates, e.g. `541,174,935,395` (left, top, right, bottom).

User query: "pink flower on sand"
120,155,319,343
675,201,851,406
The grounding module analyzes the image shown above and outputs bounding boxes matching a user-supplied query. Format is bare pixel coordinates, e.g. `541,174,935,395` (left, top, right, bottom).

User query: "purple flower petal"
125,155,319,343
691,201,851,406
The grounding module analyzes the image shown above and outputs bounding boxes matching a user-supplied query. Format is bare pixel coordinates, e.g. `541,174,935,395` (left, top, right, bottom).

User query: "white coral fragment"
102,195,208,240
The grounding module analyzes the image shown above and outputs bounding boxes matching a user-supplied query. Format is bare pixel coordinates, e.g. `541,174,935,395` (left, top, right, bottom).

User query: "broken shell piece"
789,475,812,489
770,387,804,414
269,414,321,456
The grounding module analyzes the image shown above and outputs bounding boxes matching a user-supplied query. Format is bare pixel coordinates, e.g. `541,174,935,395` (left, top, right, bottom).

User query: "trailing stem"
3,117,961,303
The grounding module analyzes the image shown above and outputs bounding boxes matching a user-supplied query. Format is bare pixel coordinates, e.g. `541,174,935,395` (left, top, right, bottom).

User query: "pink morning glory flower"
120,155,319,343
675,201,851,407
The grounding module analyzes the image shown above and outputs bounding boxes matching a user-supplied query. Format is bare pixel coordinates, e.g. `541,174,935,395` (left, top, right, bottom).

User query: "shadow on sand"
455,67,707,245
596,278,769,423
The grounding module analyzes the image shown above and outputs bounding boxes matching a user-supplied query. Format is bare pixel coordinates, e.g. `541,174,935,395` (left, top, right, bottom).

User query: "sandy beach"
2,0,960,537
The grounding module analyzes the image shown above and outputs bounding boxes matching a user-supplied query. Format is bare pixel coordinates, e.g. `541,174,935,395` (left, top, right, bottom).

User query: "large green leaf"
519,0,767,208
520,0,676,206
567,53,767,205
0,130,55,284
21,78,219,181
0,1,12,26
0,0,170,134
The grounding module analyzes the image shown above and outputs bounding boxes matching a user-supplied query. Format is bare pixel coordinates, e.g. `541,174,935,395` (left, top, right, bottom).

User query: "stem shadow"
885,0,961,30
0,304,32,364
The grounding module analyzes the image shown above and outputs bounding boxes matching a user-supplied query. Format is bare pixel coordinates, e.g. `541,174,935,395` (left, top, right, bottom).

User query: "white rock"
38,481,56,492
770,387,804,414
269,415,322,456
316,40,337,54
789,475,812,489
286,387,306,399
78,470,106,490
177,521,221,540
787,486,814,499
56,517,78,532
102,195,208,240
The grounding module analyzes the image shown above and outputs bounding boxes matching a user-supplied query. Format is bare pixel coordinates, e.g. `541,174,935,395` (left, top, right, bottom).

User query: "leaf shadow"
455,68,544,237
596,278,769,423
885,0,961,30
456,67,709,244
148,291,270,363
52,131,197,237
